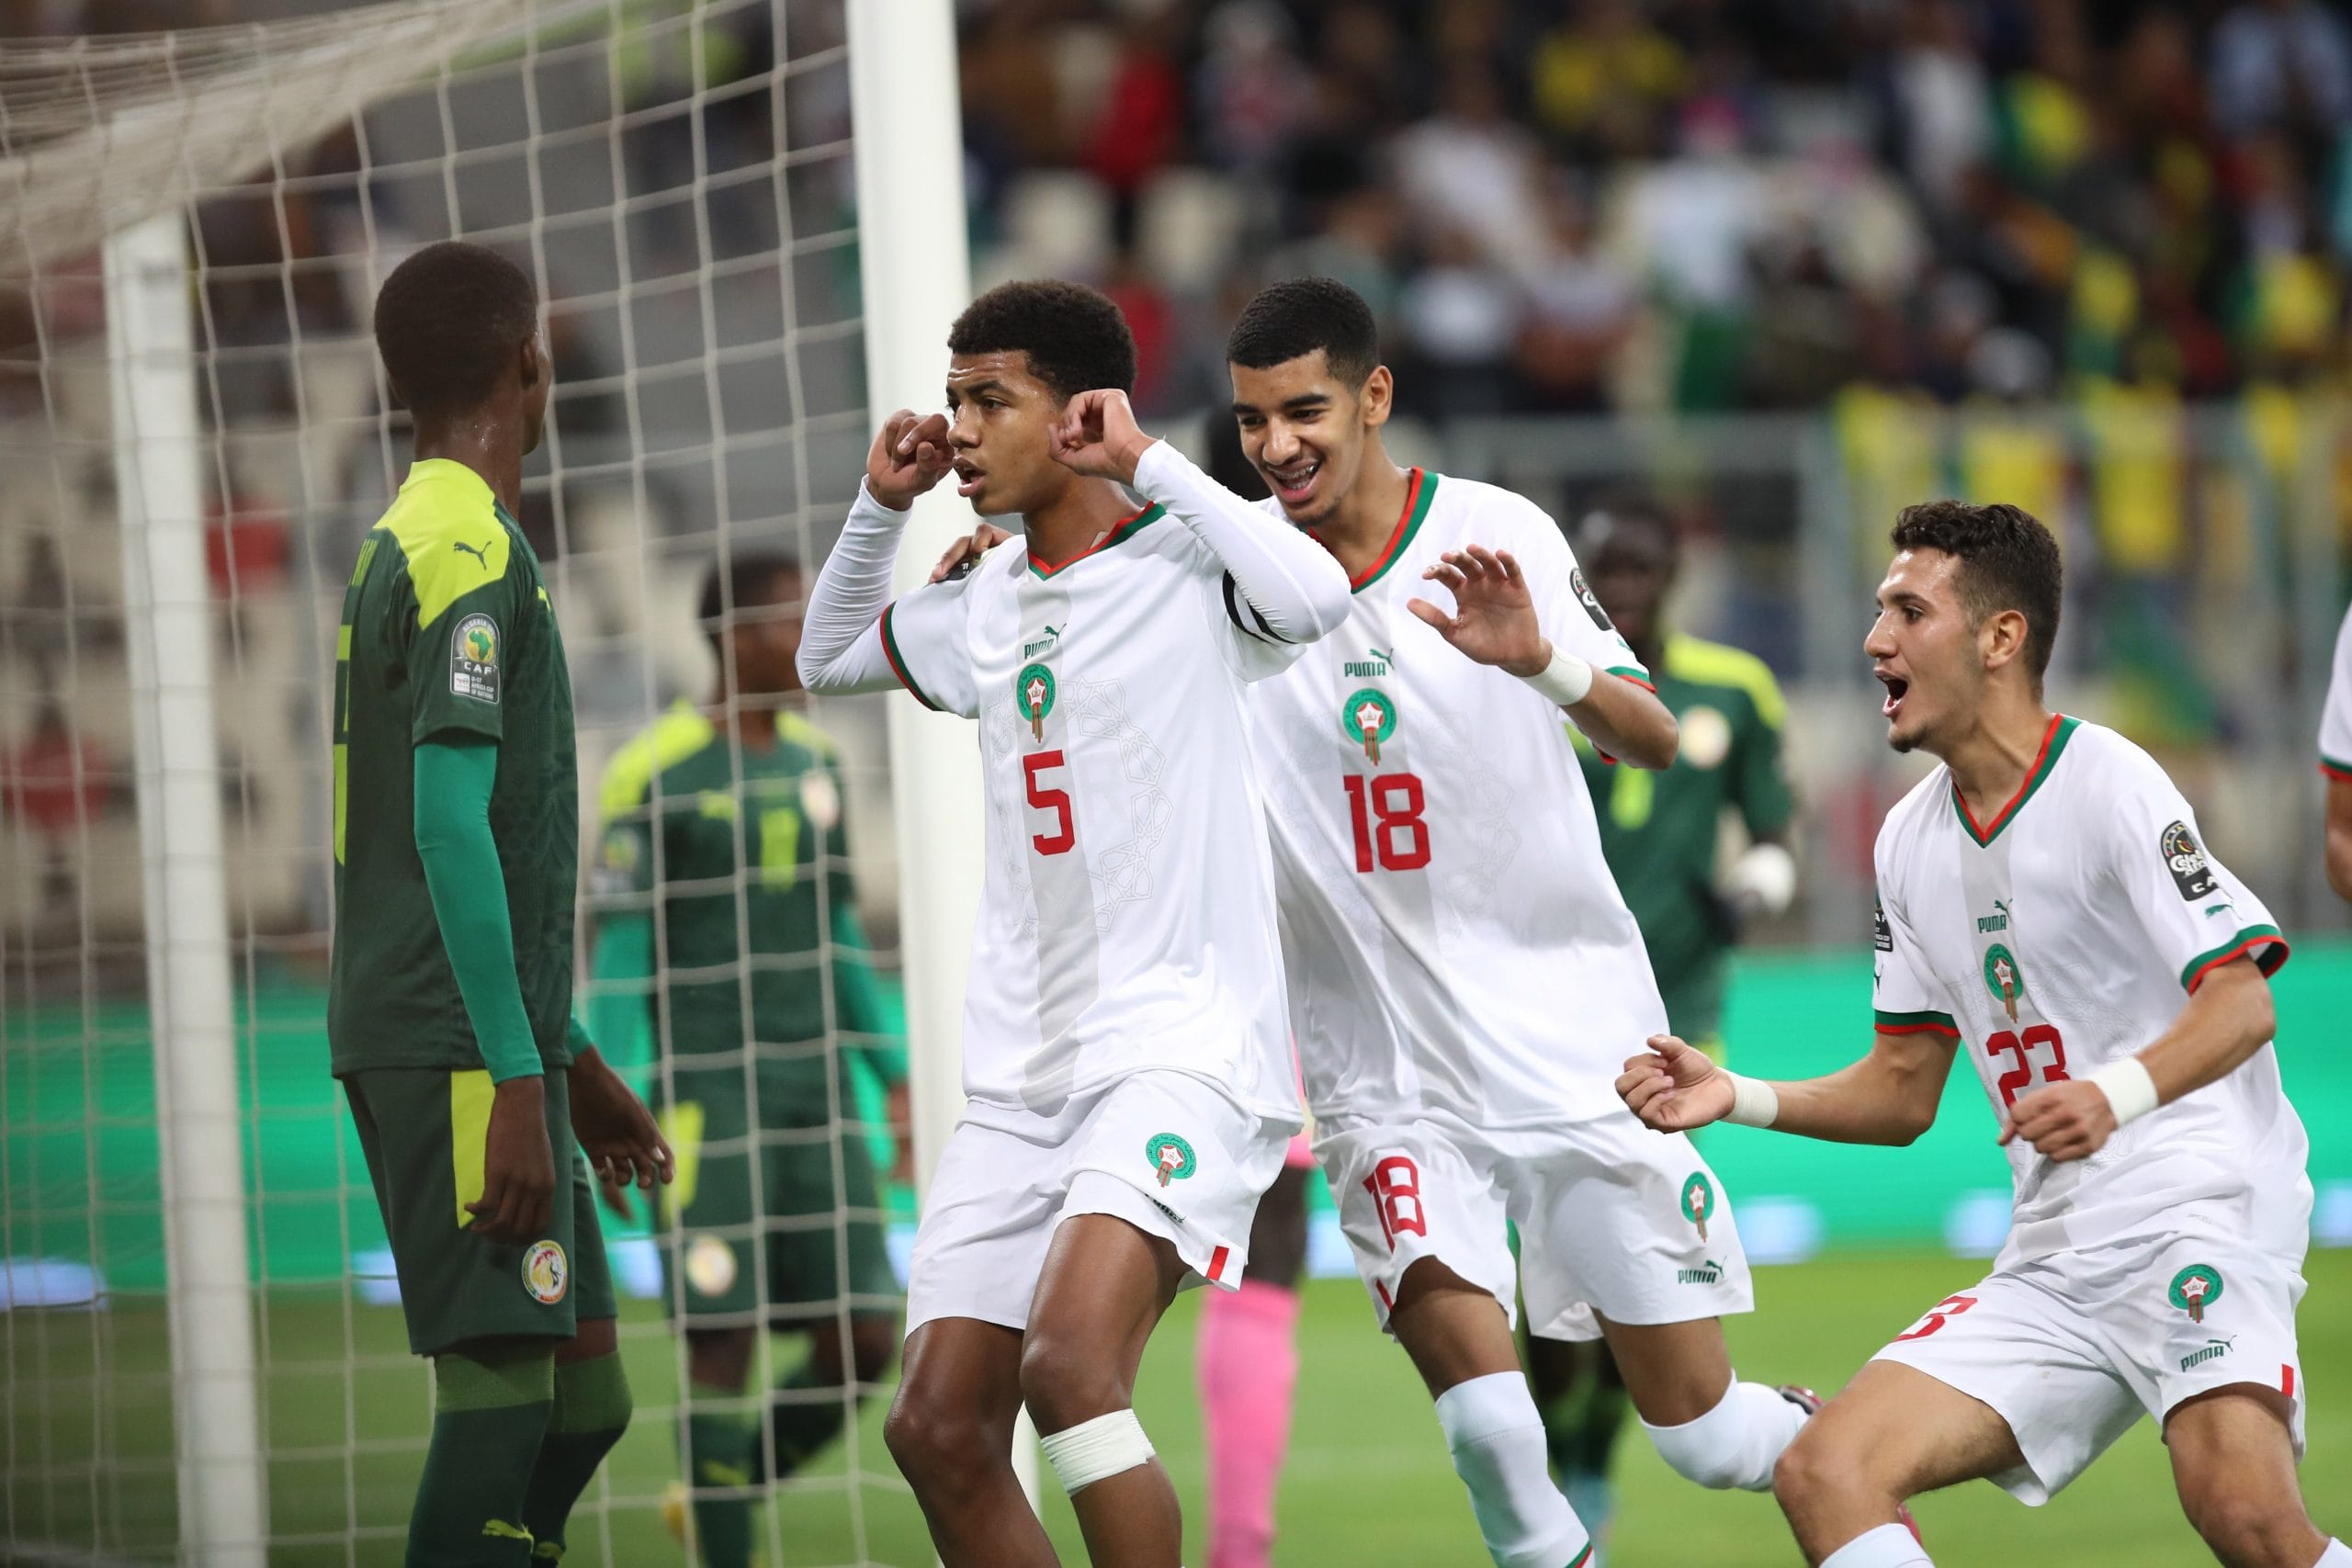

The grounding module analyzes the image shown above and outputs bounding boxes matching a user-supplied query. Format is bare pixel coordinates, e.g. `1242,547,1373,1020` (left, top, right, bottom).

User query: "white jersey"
2321,601,2352,782
1245,468,1664,1128
877,447,1319,1124
1871,716,2308,1268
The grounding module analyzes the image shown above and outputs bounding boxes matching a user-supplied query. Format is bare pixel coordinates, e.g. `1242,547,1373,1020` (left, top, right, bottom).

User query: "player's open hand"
568,1047,675,1194
866,410,956,511
1049,388,1156,484
1999,1078,2117,1162
1616,1033,1736,1133
1407,547,1552,678
931,522,1014,583
469,1076,558,1244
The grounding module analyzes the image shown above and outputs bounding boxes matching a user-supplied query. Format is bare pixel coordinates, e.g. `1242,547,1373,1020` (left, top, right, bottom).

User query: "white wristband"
1722,1070,1780,1129
1521,644,1593,707
2088,1057,2160,1128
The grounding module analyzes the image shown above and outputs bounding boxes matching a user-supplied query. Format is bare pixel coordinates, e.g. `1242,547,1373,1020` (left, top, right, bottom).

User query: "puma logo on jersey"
2179,1336,2237,1372
451,538,493,566
1023,625,1062,659
1344,647,1393,678
1677,1259,1724,1284
1977,898,2011,934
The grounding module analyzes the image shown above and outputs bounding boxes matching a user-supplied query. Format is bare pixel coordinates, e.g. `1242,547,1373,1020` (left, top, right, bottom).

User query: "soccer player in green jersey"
330,240,672,1567
588,550,906,1568
1534,496,1796,1562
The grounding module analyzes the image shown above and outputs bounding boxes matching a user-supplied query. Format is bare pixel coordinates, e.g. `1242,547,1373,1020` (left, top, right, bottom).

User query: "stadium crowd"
951,0,2352,422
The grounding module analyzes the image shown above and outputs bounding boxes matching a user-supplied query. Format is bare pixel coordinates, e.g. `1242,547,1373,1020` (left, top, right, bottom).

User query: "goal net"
0,2,972,1562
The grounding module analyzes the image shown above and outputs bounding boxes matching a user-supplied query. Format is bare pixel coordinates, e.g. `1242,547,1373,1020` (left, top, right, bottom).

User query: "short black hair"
946,280,1135,403
1575,492,1678,564
371,241,537,418
1227,276,1379,387
1890,500,2064,690
700,548,801,649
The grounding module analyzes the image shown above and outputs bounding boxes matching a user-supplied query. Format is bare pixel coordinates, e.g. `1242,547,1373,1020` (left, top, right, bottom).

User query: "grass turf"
5,1247,2345,1565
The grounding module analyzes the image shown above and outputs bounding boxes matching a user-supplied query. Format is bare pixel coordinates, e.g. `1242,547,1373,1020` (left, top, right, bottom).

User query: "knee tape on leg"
1038,1408,1155,1495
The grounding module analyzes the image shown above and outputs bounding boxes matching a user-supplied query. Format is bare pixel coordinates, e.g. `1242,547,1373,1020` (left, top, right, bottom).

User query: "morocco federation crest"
1341,687,1397,764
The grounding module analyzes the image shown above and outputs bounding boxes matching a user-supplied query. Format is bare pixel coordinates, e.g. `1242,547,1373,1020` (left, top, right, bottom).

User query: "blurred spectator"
1392,61,1547,276
1528,0,1687,160
2210,0,2352,143
1396,228,1521,417
1513,173,1634,412
1881,0,1994,219
1194,1,1310,174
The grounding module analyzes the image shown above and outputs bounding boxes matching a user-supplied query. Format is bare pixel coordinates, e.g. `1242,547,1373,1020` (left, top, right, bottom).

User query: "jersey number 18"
1342,773,1431,873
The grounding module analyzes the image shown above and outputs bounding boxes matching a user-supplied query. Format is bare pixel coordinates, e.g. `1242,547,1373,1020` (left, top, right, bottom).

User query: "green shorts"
345,1066,616,1357
654,1067,898,1325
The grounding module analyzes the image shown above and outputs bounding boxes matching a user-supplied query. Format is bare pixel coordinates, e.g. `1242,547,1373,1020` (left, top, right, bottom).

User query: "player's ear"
1982,607,2030,673
519,329,548,394
1359,365,1395,430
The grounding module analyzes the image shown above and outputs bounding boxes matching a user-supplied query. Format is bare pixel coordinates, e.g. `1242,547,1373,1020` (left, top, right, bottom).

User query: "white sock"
1821,1522,1934,1568
1641,1376,1808,1492
2314,1541,2352,1567
1434,1371,1593,1568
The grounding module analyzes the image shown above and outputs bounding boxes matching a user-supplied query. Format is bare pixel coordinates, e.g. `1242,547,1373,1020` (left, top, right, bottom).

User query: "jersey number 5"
1985,1024,2068,1109
1023,750,1075,856
1343,773,1431,873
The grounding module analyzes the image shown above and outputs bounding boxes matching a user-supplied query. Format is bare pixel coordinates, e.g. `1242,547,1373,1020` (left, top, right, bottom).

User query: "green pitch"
7,1247,2346,1565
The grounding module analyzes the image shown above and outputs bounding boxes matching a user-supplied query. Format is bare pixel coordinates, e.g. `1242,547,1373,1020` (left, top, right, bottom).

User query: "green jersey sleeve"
404,541,519,746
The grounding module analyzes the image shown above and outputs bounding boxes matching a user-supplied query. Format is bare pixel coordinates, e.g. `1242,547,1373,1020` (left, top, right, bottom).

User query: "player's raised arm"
1408,543,1679,768
797,411,961,696
1616,1026,1956,1145
1051,387,1352,643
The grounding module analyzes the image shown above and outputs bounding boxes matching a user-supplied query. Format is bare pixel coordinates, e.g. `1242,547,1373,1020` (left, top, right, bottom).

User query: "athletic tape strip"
1038,1408,1156,1495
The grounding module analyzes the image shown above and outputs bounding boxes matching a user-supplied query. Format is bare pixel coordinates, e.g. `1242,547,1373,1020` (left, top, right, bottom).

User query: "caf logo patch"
1340,687,1397,765
1145,1133,1197,1188
1679,1171,1715,1242
2169,1263,2224,1324
522,1239,569,1305
2160,821,2217,901
1570,568,1615,632
1016,662,1057,742
685,1234,738,1298
451,613,502,705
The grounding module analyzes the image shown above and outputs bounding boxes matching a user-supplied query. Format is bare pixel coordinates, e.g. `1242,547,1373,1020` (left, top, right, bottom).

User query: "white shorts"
903,1070,1294,1337
1316,1110,1753,1339
1872,1232,2308,1505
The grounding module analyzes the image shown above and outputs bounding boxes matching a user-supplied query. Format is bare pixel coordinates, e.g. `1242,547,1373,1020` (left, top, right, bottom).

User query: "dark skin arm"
469,1077,556,1243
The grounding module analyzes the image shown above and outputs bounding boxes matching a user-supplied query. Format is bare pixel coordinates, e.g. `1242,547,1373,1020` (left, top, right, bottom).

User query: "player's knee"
882,1385,994,1497
1038,1408,1158,1497
1016,1325,1126,1432
1771,1423,1857,1514
2183,1482,2312,1568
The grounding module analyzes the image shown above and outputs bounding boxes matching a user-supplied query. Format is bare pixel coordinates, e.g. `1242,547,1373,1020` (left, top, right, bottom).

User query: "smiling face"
944,350,1079,518
1865,547,1998,754
1228,350,1393,526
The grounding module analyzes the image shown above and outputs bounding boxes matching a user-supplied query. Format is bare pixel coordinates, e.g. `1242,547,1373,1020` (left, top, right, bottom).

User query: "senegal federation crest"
1984,943,2024,1023
1341,687,1397,764
2169,1263,2224,1324
1145,1133,1197,1188
1680,1171,1715,1242
522,1239,569,1305
1016,662,1057,741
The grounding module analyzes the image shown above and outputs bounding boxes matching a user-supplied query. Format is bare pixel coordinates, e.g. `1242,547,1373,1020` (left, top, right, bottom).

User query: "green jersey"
1577,634,1792,1037
594,705,866,1091
328,459,581,1077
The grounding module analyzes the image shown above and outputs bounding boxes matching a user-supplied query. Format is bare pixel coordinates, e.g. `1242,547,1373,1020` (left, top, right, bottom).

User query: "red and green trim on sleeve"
2180,924,2290,993
1874,1008,1961,1038
878,603,943,713
2322,753,2352,784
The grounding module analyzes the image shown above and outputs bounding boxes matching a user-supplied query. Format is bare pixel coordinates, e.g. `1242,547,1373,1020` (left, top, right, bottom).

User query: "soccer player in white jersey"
2319,601,2352,902
796,280,1351,1567
1619,500,2342,1568
1229,277,1819,1568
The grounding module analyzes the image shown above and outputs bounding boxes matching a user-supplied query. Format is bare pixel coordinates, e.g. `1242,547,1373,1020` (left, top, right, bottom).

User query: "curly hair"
371,241,537,419
1226,276,1379,388
946,280,1136,402
1890,499,2064,690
